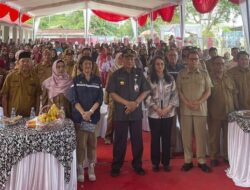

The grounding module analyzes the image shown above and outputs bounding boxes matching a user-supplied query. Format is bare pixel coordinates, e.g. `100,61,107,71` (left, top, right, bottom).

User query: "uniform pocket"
27,83,36,96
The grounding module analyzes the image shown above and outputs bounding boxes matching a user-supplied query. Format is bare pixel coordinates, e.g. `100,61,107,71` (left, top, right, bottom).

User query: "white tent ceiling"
5,0,182,18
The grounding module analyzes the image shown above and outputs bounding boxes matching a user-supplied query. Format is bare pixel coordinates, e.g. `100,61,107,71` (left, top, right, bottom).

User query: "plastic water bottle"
30,107,36,119
11,107,16,118
59,106,65,119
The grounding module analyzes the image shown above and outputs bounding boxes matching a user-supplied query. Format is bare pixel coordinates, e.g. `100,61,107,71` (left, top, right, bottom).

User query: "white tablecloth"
226,121,250,187
5,150,77,190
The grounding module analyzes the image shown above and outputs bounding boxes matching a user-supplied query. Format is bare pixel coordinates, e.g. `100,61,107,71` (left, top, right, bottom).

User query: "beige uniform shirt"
177,68,212,116
208,73,237,120
228,66,250,110
35,63,52,85
1,70,42,117
65,62,75,77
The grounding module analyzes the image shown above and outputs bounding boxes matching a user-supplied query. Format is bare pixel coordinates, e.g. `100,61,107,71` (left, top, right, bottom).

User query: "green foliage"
90,16,118,35
39,10,84,29
37,1,240,38
185,0,240,33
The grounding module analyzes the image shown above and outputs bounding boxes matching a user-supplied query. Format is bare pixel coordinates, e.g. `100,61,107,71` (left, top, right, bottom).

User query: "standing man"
1,51,41,117
177,50,212,173
166,48,185,156
226,47,239,70
207,56,238,167
229,51,250,110
205,47,218,75
107,48,150,177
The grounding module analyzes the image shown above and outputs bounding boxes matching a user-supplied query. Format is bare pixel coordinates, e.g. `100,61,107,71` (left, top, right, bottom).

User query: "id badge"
134,84,139,92
134,78,139,92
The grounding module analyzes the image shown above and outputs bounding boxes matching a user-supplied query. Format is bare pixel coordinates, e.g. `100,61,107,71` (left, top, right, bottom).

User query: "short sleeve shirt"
177,68,212,116
228,66,250,110
35,63,52,85
208,73,237,120
107,67,150,121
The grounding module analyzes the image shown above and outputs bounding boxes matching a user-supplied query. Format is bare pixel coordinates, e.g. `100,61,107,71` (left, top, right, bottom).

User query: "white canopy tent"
5,0,183,43
6,0,182,18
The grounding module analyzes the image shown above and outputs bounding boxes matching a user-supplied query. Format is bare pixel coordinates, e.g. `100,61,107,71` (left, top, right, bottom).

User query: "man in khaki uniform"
1,52,41,117
228,51,250,110
207,56,238,167
205,47,218,75
177,50,212,173
34,49,52,85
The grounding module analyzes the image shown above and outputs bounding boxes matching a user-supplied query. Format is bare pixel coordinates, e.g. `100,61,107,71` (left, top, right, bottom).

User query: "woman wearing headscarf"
42,59,73,118
145,56,179,172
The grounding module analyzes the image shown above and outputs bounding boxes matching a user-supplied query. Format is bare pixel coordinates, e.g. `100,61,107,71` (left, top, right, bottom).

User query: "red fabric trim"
192,0,219,13
21,14,31,23
0,3,10,18
153,11,158,21
229,0,240,4
138,14,148,27
158,6,176,22
92,10,129,22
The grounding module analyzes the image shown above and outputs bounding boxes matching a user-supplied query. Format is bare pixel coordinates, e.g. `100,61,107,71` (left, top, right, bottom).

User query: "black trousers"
148,117,173,166
112,120,143,170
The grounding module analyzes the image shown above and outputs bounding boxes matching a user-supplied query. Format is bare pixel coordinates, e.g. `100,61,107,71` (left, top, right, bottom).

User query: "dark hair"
231,47,239,51
237,51,249,61
211,56,224,65
187,50,199,58
149,56,172,84
78,56,93,72
209,47,217,53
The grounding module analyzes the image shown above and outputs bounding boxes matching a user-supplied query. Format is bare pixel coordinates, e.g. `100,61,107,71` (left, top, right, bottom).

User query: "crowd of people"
0,38,249,183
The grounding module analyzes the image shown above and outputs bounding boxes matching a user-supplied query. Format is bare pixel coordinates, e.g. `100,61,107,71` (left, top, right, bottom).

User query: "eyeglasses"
189,58,199,61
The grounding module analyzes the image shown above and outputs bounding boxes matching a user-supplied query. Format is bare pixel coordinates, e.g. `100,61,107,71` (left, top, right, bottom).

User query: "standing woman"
42,59,73,118
145,56,179,172
69,56,103,182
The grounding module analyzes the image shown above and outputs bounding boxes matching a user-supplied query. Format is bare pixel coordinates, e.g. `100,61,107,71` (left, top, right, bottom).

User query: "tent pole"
150,12,154,43
18,10,22,44
180,3,185,48
32,17,35,41
246,0,250,52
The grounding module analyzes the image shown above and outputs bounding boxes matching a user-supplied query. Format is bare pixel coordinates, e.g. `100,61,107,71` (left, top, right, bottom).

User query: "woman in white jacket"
145,56,179,172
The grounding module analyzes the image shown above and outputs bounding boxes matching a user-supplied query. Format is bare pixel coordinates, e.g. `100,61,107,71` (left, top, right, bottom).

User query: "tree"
185,0,240,35
90,15,118,35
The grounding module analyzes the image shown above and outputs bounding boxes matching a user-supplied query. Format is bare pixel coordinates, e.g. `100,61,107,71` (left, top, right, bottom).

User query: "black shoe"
134,167,146,176
152,165,160,172
181,163,193,172
163,165,171,172
198,163,211,173
223,159,229,164
210,159,219,167
111,168,120,177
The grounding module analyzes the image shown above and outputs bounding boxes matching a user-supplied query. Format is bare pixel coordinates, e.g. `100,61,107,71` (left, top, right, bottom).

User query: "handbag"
80,121,96,133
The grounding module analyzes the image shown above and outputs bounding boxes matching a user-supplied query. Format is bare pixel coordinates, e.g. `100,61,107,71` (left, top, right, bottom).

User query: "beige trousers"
75,124,97,165
180,115,207,164
207,119,228,160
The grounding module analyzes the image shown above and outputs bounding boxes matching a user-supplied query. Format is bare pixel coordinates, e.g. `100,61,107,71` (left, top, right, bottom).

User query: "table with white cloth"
0,118,77,190
226,111,250,187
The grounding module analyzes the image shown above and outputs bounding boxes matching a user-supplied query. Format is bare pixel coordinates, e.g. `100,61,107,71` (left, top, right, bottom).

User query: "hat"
18,51,31,60
122,48,136,57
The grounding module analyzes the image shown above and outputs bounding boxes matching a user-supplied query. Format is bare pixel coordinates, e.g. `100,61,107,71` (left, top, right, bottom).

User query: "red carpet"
78,132,245,190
